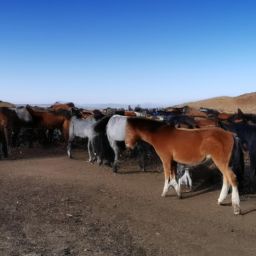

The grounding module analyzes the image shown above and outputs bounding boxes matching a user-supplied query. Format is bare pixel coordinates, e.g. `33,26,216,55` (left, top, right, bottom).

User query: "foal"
125,118,244,215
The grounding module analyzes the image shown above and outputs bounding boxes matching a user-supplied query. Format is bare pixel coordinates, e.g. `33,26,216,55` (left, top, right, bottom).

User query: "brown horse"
125,118,244,215
50,102,75,111
26,105,70,142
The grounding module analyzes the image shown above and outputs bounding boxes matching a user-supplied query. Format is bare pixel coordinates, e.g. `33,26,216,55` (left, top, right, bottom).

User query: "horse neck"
135,128,155,146
27,108,42,118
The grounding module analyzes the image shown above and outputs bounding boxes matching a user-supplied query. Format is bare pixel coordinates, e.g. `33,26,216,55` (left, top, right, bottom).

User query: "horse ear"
237,108,244,116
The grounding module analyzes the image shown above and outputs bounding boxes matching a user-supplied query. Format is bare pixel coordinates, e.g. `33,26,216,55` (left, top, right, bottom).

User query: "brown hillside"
175,92,256,113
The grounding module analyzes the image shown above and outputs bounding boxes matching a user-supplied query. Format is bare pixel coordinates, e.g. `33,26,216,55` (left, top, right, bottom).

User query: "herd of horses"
1,101,256,215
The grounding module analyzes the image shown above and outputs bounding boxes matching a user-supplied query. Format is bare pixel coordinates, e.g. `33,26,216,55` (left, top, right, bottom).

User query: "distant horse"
93,115,160,172
26,105,71,143
67,115,99,161
93,114,127,172
229,108,256,125
50,102,75,111
165,114,196,128
0,106,32,147
125,117,244,215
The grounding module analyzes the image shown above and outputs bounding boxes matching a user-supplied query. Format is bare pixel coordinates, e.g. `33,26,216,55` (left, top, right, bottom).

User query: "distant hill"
0,100,16,108
175,92,256,113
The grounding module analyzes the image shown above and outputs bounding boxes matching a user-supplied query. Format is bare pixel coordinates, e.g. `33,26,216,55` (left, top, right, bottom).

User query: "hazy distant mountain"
174,92,256,113
77,103,167,109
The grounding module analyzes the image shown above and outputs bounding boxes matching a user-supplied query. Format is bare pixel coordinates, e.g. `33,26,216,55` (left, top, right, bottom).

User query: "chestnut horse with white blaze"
125,117,244,215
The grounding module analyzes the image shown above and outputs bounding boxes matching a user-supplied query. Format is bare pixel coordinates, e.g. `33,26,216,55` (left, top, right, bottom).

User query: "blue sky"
0,0,256,106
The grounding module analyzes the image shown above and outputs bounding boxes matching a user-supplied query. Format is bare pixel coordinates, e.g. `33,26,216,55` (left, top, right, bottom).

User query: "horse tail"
94,115,112,133
229,135,244,193
92,133,114,165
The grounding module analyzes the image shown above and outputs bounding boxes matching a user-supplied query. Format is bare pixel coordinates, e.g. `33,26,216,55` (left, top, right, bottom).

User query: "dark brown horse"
50,102,75,111
125,117,244,215
0,107,31,147
26,105,70,142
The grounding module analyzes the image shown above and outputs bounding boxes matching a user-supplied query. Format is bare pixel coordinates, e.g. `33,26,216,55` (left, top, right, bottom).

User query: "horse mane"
50,109,72,119
127,117,166,133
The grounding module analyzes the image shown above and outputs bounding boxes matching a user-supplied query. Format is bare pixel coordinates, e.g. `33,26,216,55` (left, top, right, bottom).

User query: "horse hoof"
112,165,118,173
233,205,241,215
161,193,166,197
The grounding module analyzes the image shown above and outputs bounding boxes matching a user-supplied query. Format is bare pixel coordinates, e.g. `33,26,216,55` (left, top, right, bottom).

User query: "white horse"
67,116,97,161
106,115,128,172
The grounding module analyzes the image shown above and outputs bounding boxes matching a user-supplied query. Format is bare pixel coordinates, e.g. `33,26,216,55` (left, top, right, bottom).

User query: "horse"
125,117,244,215
93,114,160,172
67,115,100,161
0,106,32,148
229,108,256,125
220,121,256,192
26,105,71,143
50,102,75,111
93,114,127,171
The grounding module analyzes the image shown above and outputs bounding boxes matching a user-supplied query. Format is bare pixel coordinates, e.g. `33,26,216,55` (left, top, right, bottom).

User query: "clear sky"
0,0,256,106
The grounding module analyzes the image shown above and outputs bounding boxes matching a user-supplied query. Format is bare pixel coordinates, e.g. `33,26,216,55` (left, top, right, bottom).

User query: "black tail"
229,136,244,193
94,115,112,133
92,133,114,165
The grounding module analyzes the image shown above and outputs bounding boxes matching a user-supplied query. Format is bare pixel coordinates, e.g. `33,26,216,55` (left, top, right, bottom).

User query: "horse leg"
109,139,119,172
170,162,181,198
185,168,192,191
161,159,180,198
226,169,241,215
67,136,73,158
217,175,230,205
88,138,96,163
87,139,93,162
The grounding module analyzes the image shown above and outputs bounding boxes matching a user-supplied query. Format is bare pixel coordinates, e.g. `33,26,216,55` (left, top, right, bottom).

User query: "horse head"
125,121,140,150
15,106,33,123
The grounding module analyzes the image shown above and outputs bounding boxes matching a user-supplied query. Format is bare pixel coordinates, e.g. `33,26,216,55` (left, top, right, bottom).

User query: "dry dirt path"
1,149,256,256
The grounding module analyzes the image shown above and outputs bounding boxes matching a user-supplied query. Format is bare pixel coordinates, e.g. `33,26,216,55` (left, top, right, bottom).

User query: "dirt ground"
1,145,256,256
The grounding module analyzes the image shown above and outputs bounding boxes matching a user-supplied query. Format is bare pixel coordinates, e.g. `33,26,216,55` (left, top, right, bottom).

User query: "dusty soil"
1,146,256,256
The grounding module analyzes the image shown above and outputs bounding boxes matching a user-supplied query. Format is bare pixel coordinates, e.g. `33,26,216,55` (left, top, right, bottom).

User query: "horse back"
158,127,234,164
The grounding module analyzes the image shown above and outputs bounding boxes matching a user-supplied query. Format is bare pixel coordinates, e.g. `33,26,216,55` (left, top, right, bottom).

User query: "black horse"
220,121,256,192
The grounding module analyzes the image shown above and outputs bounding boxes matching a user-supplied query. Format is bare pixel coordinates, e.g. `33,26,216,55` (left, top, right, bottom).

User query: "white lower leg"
185,169,192,190
231,186,241,215
169,178,181,198
218,182,230,205
161,179,169,197
88,142,92,162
